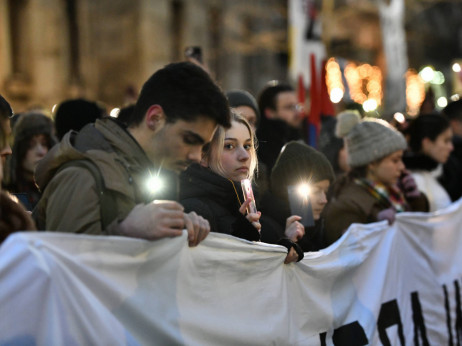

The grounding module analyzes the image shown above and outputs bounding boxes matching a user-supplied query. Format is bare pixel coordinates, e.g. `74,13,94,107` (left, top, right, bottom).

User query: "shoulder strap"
59,160,118,231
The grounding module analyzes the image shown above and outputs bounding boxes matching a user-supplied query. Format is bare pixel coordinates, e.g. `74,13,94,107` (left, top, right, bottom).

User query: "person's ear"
367,161,377,177
422,137,432,154
145,105,165,132
200,156,209,167
264,108,276,119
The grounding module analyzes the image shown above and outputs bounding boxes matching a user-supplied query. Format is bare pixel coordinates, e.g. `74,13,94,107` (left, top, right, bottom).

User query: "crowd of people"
1,60,462,266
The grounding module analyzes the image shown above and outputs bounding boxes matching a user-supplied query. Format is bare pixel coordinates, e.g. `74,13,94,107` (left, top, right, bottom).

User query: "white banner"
1,199,462,345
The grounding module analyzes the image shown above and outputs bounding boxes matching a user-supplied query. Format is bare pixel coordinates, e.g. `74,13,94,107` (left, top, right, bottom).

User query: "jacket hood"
402,151,439,172
34,130,84,190
35,118,153,197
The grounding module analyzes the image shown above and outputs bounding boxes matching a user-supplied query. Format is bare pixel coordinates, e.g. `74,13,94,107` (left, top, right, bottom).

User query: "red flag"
308,53,320,147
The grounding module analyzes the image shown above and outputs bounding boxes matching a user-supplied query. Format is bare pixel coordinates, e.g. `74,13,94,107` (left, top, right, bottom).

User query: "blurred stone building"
0,0,288,112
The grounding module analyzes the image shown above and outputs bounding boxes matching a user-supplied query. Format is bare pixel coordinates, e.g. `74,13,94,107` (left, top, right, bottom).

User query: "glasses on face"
281,103,305,112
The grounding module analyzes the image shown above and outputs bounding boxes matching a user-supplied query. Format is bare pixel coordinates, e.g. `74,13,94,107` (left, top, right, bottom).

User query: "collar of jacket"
179,163,244,210
402,151,439,171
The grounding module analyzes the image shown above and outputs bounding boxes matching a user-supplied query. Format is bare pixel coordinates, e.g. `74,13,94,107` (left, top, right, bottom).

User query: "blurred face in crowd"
22,134,49,175
274,91,303,128
449,119,462,138
367,150,405,187
141,106,217,173
309,179,330,220
219,120,253,182
422,128,453,164
1,118,12,165
233,106,257,132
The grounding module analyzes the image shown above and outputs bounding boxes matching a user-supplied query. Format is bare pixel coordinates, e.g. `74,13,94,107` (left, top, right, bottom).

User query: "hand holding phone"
287,185,315,228
241,179,257,214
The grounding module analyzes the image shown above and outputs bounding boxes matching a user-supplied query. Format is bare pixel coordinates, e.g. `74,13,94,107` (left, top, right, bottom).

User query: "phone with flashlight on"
241,179,257,214
287,184,315,227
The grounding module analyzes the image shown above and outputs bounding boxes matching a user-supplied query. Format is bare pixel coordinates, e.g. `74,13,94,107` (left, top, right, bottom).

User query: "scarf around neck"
355,178,408,212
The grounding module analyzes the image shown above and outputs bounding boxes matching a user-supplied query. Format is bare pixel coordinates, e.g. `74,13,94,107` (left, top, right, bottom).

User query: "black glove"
278,238,304,262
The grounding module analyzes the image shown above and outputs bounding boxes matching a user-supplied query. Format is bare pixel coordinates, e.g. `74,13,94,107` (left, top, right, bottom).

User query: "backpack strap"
58,160,117,231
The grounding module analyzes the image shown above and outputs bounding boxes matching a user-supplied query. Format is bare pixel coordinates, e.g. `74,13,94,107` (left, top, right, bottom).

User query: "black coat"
179,164,260,241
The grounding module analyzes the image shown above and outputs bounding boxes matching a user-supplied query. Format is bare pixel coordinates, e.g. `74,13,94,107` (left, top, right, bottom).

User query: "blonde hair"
203,111,258,181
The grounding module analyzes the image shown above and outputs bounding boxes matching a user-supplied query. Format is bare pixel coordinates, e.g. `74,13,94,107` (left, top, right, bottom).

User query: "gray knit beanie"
271,141,335,199
340,116,407,167
226,90,260,122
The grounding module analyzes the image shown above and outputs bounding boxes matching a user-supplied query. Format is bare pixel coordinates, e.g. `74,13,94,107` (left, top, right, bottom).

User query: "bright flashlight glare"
419,66,434,83
394,112,405,124
110,108,120,118
437,97,448,108
330,87,344,103
146,176,163,194
362,99,378,112
297,184,310,197
431,71,445,85
453,63,461,73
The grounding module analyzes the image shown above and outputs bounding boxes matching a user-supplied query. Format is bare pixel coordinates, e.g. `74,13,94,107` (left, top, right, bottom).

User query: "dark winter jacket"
179,164,260,241
180,164,304,260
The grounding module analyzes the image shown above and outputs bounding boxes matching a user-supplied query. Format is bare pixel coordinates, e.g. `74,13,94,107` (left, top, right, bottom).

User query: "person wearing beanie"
259,141,335,252
4,112,57,209
180,112,304,263
226,90,260,131
54,98,106,140
324,116,428,246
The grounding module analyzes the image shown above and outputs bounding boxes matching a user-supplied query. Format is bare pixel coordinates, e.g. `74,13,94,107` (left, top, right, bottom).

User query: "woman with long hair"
180,112,304,262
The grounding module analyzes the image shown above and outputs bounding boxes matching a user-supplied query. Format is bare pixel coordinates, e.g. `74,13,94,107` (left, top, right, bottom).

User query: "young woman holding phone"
180,112,304,263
